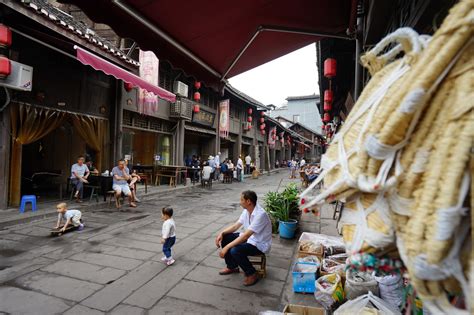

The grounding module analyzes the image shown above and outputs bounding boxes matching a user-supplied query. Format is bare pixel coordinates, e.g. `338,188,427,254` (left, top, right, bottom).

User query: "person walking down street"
245,154,251,174
215,190,272,286
289,159,297,179
208,155,216,178
220,160,229,182
214,152,221,180
161,207,176,266
70,156,90,203
237,155,243,181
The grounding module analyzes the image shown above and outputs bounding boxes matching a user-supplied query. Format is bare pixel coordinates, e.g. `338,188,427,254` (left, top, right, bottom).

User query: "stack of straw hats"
300,0,473,313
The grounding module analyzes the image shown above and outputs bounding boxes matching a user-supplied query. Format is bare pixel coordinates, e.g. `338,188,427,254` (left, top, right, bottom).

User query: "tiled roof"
286,94,320,101
224,83,269,110
19,0,139,66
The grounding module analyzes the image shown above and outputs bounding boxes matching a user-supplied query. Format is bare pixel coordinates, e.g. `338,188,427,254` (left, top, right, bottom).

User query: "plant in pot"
264,183,300,239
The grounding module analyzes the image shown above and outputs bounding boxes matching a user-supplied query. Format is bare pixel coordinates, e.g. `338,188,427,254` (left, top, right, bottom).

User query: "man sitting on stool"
111,159,137,209
215,190,272,286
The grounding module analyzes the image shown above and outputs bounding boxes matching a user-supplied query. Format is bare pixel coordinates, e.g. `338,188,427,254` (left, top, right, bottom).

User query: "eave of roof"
12,0,139,67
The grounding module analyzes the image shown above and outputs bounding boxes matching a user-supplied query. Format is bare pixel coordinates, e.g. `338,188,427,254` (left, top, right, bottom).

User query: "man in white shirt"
215,190,272,286
214,152,221,180
245,154,251,174
236,155,243,181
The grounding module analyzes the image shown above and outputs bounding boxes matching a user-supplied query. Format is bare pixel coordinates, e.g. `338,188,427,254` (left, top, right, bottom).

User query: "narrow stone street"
0,172,336,314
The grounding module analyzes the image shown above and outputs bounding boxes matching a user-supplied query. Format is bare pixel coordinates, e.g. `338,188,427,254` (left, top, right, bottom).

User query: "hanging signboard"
192,108,215,127
219,99,230,138
138,50,159,115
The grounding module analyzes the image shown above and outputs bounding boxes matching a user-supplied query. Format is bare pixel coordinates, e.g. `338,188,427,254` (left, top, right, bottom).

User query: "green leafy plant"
264,183,301,233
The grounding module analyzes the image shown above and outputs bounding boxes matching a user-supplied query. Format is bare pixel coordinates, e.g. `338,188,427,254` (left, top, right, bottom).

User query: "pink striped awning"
75,46,176,103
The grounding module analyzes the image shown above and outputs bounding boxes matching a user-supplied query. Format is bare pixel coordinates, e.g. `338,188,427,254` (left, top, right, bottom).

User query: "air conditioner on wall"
0,61,33,91
173,81,188,97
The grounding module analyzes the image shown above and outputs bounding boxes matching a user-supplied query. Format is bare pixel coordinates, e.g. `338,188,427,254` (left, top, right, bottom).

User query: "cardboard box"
283,304,325,315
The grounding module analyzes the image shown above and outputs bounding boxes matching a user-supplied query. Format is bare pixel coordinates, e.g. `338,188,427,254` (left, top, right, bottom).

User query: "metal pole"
354,16,363,101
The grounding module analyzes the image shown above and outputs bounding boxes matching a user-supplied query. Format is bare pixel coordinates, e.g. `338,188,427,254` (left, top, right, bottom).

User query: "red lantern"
324,90,333,103
259,117,264,123
248,108,253,115
0,56,11,79
193,104,200,113
324,58,337,78
323,113,331,123
247,116,252,122
248,123,252,129
0,25,12,48
194,81,201,89
260,124,266,130
261,129,266,135
324,102,332,112
260,111,265,117
193,92,201,101
272,135,276,140
124,82,133,92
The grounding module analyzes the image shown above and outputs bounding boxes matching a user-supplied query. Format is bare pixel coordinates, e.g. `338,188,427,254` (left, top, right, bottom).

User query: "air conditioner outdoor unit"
173,81,188,97
0,61,33,91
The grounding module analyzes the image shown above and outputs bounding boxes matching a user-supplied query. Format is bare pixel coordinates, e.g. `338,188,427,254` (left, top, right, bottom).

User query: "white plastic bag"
314,273,344,309
334,291,401,315
375,274,403,309
345,270,379,300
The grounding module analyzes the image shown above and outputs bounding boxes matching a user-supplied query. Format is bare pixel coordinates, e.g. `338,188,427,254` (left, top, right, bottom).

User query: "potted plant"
264,183,300,239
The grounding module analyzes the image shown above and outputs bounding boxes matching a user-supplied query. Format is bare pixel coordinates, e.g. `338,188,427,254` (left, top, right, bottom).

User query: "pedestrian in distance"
245,154,251,174
161,207,176,266
54,202,84,232
237,155,243,181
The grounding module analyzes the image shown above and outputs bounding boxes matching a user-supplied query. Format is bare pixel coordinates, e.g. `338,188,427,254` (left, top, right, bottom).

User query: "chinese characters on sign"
192,108,215,127
138,50,159,115
219,99,230,139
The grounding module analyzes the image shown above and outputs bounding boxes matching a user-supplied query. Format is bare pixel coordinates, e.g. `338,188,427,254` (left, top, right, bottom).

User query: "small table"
155,165,188,186
133,165,154,184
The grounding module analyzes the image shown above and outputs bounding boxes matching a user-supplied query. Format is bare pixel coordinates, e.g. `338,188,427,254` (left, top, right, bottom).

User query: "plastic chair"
20,195,37,213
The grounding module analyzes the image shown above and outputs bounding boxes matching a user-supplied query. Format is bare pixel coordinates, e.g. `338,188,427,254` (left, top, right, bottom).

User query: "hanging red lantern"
248,108,253,115
261,129,266,135
260,111,265,117
247,116,252,122
272,135,276,140
324,90,333,103
0,25,12,48
324,58,337,78
248,123,252,129
124,82,133,92
193,92,201,101
194,81,201,89
323,113,331,123
259,117,264,123
0,56,11,79
324,102,332,112
193,104,200,113
260,124,266,130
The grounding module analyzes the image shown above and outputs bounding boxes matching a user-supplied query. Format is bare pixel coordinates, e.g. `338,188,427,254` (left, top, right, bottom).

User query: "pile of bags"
300,0,473,313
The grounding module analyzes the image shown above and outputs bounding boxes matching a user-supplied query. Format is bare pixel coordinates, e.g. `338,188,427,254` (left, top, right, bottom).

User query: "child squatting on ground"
161,207,176,266
55,202,84,232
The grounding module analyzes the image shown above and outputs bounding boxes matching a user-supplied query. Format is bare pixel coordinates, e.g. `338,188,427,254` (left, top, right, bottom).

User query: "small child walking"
161,207,176,266
55,202,84,232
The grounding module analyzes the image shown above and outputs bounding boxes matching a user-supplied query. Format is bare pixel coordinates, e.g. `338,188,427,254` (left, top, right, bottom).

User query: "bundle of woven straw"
299,28,426,209
299,0,473,313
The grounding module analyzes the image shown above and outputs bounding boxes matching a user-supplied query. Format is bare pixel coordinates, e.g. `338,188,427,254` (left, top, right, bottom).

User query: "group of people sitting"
302,163,321,182
70,156,141,208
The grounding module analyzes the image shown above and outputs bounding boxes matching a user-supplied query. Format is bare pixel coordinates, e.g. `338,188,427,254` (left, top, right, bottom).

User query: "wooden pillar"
0,109,10,209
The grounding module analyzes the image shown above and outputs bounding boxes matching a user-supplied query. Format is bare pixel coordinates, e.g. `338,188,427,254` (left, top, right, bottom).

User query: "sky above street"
229,43,319,107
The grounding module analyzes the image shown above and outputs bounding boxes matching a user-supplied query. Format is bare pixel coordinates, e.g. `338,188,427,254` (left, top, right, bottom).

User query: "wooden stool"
249,254,266,278
107,190,116,207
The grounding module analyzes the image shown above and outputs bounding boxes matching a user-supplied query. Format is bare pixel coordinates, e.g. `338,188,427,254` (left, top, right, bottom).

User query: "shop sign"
192,108,215,127
219,99,230,138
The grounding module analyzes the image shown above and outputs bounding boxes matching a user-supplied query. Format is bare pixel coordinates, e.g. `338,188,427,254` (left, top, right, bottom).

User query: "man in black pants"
215,190,272,286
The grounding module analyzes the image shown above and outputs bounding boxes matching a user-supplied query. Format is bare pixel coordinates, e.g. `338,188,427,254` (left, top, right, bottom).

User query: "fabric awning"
62,1,357,89
75,46,176,102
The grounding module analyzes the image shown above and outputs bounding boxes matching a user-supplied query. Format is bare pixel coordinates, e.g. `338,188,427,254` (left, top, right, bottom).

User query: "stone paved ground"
0,171,338,314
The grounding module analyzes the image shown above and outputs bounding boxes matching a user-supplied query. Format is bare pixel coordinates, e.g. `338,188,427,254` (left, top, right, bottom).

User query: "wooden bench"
155,174,176,187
